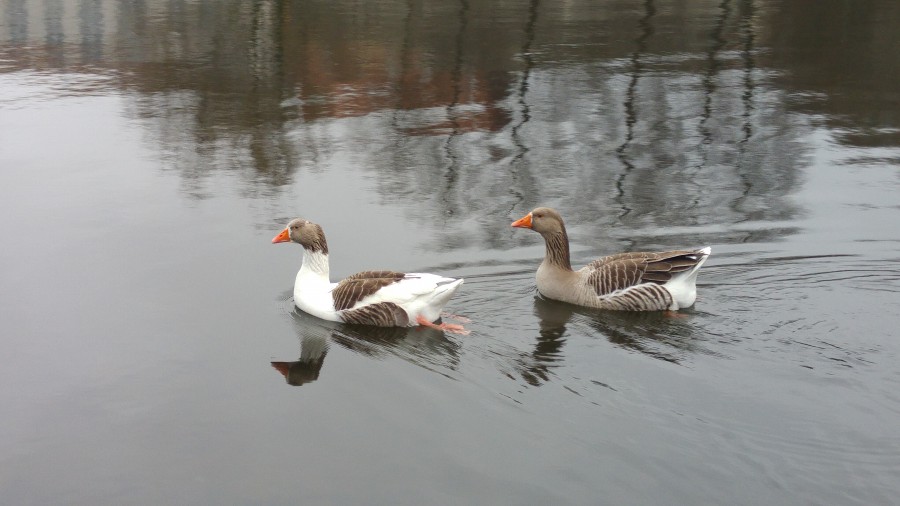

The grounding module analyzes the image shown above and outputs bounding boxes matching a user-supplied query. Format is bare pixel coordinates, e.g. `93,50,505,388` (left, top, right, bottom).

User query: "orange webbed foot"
663,310,688,319
416,315,471,335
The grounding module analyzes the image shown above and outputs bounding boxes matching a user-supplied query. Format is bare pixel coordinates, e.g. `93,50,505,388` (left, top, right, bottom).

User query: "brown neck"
543,229,572,271
301,227,329,255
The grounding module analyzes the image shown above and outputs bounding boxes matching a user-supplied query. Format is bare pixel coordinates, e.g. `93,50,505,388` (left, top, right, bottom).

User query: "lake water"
2,0,899,504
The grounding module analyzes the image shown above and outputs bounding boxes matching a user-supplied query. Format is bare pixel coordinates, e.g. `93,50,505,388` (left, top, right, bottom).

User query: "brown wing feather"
586,258,645,295
587,249,706,296
342,270,406,282
331,270,406,311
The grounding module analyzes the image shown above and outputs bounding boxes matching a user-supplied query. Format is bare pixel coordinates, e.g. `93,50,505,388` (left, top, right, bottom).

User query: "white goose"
272,218,467,334
511,207,711,311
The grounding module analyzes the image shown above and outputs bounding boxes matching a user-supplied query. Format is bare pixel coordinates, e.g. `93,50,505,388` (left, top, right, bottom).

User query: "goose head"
272,218,329,254
511,207,566,236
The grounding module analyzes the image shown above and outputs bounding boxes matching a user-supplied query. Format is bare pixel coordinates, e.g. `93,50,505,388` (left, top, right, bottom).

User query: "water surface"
2,1,899,504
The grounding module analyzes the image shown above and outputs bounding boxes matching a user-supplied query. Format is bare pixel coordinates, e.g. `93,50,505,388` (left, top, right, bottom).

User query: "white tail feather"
665,247,711,309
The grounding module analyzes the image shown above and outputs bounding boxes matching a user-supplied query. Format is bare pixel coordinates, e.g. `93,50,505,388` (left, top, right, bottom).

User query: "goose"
511,207,711,311
272,218,467,334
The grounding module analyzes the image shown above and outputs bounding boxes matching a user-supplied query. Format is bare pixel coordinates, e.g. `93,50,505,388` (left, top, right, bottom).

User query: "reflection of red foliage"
402,108,510,136
286,43,511,134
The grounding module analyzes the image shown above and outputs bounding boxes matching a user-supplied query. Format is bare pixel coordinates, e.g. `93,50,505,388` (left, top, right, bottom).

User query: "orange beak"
271,228,291,244
511,212,533,229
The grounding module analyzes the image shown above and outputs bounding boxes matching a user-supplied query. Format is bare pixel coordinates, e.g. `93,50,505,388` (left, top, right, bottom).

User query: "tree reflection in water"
1,0,854,246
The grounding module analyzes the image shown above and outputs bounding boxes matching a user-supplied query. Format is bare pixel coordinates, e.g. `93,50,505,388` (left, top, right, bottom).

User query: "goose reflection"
270,312,332,386
271,310,461,387
529,295,707,367
510,296,569,386
271,342,328,386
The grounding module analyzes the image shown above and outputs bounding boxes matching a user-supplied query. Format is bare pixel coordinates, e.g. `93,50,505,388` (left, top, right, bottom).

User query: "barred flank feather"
599,283,673,311
340,302,410,327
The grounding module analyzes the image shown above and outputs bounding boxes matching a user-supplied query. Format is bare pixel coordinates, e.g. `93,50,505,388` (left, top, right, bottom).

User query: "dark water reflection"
534,295,714,366
3,0,900,504
272,307,460,386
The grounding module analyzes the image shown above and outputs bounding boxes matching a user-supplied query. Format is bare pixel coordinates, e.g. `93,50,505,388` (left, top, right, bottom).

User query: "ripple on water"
699,251,898,370
268,249,900,503
677,406,900,504
0,68,118,110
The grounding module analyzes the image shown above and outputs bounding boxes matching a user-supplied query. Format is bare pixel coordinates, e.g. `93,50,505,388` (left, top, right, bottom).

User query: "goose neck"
543,229,573,271
300,249,331,279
